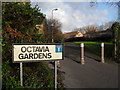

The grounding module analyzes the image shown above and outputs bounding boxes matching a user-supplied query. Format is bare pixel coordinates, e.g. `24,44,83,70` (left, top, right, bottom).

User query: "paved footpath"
59,57,118,88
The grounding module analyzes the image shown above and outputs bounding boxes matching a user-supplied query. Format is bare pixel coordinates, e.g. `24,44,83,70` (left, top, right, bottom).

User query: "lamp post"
52,8,58,43
51,8,58,89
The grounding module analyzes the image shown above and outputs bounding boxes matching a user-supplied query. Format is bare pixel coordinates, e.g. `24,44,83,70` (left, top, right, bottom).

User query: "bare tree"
73,27,86,34
97,22,114,30
83,25,97,34
89,1,120,21
73,25,97,34
44,18,63,43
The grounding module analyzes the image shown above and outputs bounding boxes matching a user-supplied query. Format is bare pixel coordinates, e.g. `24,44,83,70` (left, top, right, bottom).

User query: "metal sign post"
81,43,85,64
101,43,105,63
20,62,23,86
55,61,57,89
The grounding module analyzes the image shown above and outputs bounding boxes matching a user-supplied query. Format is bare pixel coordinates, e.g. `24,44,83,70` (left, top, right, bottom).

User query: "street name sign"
13,44,63,63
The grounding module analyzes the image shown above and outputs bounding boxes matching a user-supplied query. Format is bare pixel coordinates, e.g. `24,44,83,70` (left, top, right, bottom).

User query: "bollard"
81,43,85,64
101,43,105,63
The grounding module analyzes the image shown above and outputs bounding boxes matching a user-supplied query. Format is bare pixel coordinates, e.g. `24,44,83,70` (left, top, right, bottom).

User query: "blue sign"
55,45,62,53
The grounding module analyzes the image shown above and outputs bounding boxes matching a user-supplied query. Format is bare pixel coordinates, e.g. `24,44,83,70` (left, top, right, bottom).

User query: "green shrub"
32,34,45,43
23,62,54,88
2,61,21,88
2,2,63,89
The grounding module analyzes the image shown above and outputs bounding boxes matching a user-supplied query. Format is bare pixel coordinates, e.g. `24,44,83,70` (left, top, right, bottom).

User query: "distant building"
75,31,84,37
36,24,44,34
84,28,113,38
64,31,84,39
35,18,46,34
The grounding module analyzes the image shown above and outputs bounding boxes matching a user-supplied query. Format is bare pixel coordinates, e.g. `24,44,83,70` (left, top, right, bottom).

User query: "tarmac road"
59,42,118,88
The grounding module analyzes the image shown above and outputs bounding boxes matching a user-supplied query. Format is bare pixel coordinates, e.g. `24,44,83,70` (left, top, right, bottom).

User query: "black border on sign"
12,43,64,63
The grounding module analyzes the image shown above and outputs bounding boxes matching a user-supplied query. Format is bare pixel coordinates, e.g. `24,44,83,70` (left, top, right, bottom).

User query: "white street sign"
13,44,63,62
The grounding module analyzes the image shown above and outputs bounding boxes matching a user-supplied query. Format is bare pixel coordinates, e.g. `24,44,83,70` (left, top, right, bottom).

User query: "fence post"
101,43,105,63
81,43,85,64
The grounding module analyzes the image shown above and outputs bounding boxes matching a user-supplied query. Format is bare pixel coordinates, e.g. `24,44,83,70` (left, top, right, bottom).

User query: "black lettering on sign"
42,53,47,58
35,46,49,52
29,53,33,59
24,53,29,59
39,53,43,59
18,47,52,60
21,46,26,53
27,46,32,52
33,46,36,52
48,53,52,58
18,53,24,59
45,46,49,52
34,53,38,59
35,47,39,52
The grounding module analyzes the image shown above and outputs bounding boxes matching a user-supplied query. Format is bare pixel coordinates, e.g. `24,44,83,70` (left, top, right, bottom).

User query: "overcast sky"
31,1,118,33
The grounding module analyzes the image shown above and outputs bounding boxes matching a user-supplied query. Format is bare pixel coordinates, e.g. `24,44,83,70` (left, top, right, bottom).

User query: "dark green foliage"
2,61,21,88
32,34,45,43
111,22,120,63
2,2,45,34
2,2,63,89
44,19,63,43
104,44,114,59
23,62,54,88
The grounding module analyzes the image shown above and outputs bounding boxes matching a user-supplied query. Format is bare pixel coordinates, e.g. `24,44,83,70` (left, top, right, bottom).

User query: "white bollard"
101,43,105,63
81,43,85,64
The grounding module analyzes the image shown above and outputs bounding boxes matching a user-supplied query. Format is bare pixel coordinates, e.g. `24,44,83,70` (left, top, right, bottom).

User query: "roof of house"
64,31,78,39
